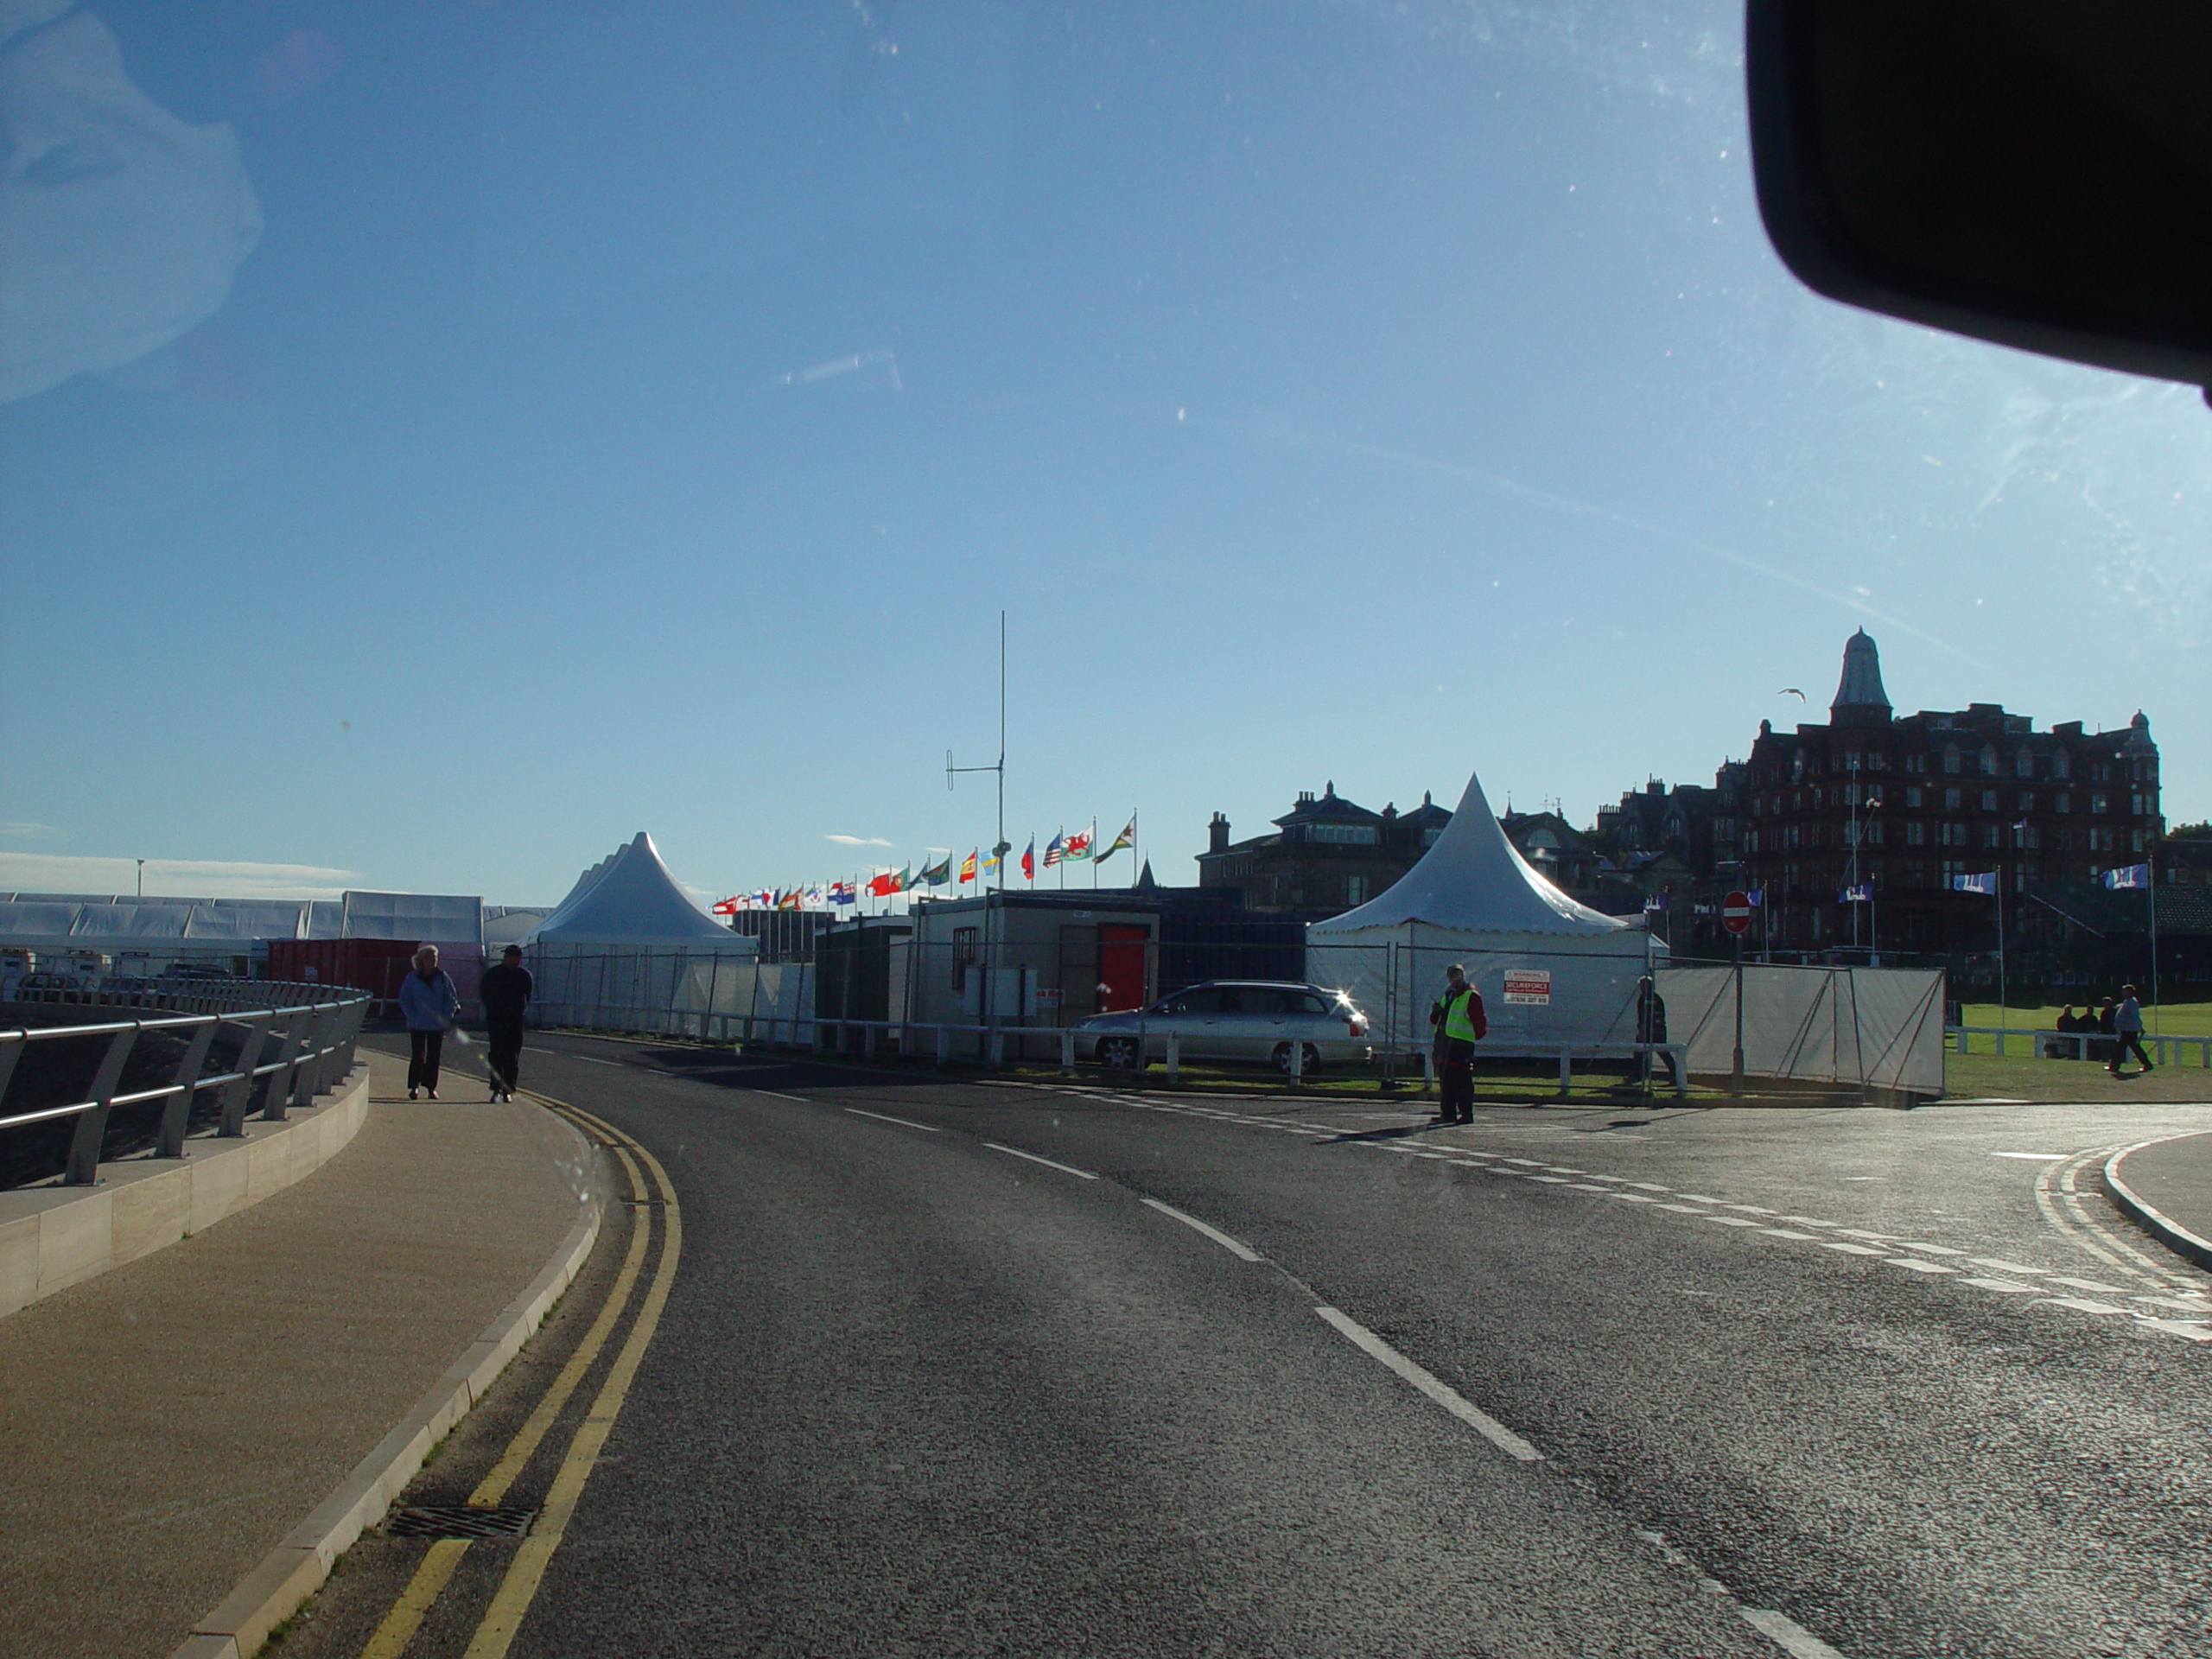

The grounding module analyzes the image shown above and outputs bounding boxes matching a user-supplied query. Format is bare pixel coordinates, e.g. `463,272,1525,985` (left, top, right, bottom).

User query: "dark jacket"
479,963,533,1024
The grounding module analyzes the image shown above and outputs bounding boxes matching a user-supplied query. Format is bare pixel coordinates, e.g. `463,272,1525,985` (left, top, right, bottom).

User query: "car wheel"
1096,1036,1140,1069
1271,1041,1323,1077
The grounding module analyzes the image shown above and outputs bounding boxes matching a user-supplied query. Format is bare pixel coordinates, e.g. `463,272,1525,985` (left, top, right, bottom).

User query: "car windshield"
3,6,2207,1658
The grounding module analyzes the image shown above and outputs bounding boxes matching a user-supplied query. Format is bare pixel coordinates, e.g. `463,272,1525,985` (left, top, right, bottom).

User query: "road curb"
165,1106,608,1659
2102,1135,2212,1275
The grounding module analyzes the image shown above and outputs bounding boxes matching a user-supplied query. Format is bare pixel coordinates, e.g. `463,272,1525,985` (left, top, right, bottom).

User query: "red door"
1097,925,1149,1013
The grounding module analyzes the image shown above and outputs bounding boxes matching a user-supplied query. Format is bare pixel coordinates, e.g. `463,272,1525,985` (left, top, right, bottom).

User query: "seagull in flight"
1777,688,1806,700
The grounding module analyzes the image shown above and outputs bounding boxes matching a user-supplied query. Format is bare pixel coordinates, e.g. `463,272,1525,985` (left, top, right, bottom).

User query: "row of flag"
712,816,1138,914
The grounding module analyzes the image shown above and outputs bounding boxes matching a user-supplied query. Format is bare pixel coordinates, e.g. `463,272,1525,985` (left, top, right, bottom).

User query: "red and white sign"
1502,969,1551,1006
1721,891,1753,935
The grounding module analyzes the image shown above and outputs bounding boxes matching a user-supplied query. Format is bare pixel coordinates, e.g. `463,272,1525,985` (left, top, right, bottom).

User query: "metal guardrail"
0,981,371,1185
1948,1024,2212,1066
718,1014,1691,1098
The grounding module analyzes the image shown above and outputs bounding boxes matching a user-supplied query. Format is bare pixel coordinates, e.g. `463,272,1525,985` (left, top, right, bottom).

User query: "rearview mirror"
1746,0,2212,391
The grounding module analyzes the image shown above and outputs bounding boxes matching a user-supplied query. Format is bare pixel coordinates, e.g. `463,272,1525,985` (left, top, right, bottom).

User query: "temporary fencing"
528,944,812,1043
1656,961,1947,1096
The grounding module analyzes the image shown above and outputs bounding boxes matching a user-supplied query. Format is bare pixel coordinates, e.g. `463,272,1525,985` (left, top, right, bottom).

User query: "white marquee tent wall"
1305,770,1660,1052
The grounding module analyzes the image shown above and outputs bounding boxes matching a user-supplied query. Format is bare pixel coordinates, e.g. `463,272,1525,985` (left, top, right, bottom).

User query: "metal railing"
1948,1025,2212,1066
1,981,370,1186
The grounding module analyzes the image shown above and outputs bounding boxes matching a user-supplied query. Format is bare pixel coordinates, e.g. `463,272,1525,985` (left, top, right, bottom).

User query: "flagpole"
2150,848,2161,1037
1091,818,1099,890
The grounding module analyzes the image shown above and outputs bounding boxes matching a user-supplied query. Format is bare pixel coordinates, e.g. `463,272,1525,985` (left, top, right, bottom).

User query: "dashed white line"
984,1142,1099,1180
2045,1275,2133,1295
1884,1257,1958,1275
1820,1242,1889,1257
1968,1257,2046,1277
1993,1152,2069,1160
1963,1277,2038,1294
1140,1199,1264,1262
1313,1306,1542,1462
2038,1296,2126,1315
572,1055,623,1067
1738,1605,1852,1658
845,1107,939,1132
747,1088,810,1103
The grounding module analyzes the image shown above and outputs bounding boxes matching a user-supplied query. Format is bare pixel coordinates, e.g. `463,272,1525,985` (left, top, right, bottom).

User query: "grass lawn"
1959,999,2212,1036
1943,1047,2212,1104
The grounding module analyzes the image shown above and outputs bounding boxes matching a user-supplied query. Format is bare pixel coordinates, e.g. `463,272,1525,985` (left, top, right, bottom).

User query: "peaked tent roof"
1308,770,1631,938
524,832,741,948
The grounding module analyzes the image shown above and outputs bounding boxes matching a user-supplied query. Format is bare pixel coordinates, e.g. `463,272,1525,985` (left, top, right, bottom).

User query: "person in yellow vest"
1429,963,1487,1124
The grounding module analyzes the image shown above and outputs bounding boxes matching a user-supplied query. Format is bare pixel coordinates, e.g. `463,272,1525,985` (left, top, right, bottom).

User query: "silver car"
1074,980,1371,1076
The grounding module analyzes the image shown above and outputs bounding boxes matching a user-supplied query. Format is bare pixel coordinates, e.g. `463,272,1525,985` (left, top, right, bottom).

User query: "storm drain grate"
384,1504,537,1539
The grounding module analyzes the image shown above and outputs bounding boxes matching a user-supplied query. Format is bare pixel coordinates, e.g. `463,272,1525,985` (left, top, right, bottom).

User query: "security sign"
1501,969,1552,1006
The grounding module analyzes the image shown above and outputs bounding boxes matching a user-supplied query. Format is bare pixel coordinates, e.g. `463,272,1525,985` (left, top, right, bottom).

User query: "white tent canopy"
1306,769,1656,1050
523,832,750,950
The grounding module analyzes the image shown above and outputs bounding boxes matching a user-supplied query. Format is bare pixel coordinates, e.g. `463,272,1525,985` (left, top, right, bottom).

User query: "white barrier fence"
1657,963,1947,1096
1948,1026,2212,1065
529,946,811,1042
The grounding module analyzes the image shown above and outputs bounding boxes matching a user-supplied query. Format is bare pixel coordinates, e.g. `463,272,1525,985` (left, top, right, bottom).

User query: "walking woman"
399,944,461,1099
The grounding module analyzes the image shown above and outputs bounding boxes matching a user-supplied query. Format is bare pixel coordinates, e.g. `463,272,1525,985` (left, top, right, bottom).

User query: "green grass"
1944,1047,2212,1103
1959,999,2212,1036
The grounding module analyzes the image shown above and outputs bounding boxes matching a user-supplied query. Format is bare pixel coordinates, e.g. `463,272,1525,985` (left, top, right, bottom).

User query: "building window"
1311,823,1379,845
1979,747,1999,777
1905,821,1924,846
1420,826,1443,847
2020,826,2040,849
1344,874,1370,905
1904,786,1922,808
2052,751,2070,780
2016,751,2034,779
2131,793,2146,816
2092,792,2108,815
1944,787,1962,810
2018,791,2034,812
1940,823,1966,847
952,927,978,993
2055,792,2070,814
2133,830,2146,854
1980,790,1998,812
1979,823,2000,849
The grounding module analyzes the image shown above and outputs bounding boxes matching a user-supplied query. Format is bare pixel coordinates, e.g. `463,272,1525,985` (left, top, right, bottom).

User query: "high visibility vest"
1441,987,1480,1042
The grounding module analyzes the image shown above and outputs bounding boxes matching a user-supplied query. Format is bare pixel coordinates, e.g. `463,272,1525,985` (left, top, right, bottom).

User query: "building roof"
1830,627,1891,716
524,832,739,948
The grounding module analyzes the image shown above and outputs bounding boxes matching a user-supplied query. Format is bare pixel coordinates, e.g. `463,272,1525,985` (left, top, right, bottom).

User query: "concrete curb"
166,1107,608,1659
2103,1136,2212,1275
0,1065,372,1321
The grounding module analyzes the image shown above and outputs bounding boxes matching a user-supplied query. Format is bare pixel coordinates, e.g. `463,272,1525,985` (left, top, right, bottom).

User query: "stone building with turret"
1739,630,2163,959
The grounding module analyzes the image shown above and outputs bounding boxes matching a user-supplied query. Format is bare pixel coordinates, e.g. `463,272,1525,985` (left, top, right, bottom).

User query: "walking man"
2109,983,2154,1077
479,944,533,1103
1637,975,1680,1090
398,944,460,1100
1429,963,1486,1125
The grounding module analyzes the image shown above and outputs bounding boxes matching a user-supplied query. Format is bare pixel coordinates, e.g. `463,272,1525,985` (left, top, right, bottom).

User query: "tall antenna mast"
946,610,1012,889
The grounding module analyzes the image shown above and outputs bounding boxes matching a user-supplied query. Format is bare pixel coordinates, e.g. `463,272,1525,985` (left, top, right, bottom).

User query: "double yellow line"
360,1094,681,1659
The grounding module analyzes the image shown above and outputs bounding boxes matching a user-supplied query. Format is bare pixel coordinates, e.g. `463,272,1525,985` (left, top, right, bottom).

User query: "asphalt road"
303,1033,2212,1658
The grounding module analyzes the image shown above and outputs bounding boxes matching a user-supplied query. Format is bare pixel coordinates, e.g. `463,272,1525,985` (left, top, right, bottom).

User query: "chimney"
1208,812,1230,855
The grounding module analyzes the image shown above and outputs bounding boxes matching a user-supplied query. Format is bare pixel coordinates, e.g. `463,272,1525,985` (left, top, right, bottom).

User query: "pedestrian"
478,944,533,1102
398,944,460,1100
1637,975,1680,1090
1428,963,1486,1124
2108,983,2154,1077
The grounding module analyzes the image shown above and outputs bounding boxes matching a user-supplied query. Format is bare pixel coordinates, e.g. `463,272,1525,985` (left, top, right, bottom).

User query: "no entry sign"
1721,891,1753,935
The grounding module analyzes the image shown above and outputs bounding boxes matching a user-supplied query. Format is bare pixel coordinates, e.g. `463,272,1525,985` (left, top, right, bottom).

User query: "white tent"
1305,770,1659,1051
523,832,749,950
340,891,484,946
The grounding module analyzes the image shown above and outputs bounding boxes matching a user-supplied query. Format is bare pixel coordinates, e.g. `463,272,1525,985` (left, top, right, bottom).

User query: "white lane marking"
984,1142,1098,1180
1761,1230,1823,1242
1777,1216,1840,1229
1964,1277,2039,1294
1313,1306,1542,1463
2045,1274,2134,1295
1140,1198,1264,1262
1993,1152,2069,1160
1886,1240,1967,1256
1738,1605,1851,1658
524,1046,560,1056
2136,1318,2212,1342
2136,1293,2212,1313
1675,1193,1726,1205
1820,1243,1889,1257
573,1055,623,1067
1609,1192,1657,1204
1565,1183,1614,1193
1702,1216,1762,1229
2038,1296,2127,1315
1529,1175,1573,1184
1968,1257,2046,1276
1625,1182,1669,1193
1658,1204,1711,1215
1834,1229,1894,1243
845,1106,940,1132
1883,1257,1958,1275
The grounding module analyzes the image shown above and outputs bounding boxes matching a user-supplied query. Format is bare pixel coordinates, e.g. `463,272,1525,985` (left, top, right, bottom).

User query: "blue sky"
3,0,2206,906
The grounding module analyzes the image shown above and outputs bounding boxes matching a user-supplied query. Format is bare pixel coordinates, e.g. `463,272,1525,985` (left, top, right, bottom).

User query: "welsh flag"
958,850,978,884
1064,825,1094,861
1042,831,1065,869
1020,837,1035,880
